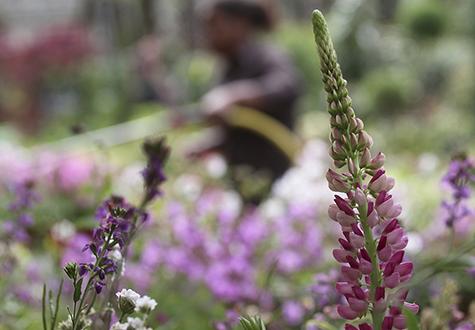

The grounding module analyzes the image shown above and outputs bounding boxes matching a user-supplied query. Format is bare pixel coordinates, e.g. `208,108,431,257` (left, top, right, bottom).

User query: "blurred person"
193,0,301,202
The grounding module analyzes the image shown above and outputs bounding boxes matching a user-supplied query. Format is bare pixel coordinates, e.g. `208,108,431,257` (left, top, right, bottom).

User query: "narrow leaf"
74,278,83,303
42,284,48,330
48,290,54,321
239,316,266,330
51,279,63,330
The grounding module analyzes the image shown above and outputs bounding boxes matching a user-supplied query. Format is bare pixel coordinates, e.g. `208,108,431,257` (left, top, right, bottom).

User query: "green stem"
101,210,143,328
360,203,383,329
352,150,383,328
51,279,63,330
119,311,127,323
42,284,48,330
85,291,97,315
71,296,78,329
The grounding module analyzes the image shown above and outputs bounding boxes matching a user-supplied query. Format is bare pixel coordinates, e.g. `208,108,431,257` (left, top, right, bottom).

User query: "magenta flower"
312,10,418,329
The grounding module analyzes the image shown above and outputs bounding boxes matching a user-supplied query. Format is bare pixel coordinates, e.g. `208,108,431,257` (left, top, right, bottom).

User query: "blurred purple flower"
56,155,94,191
311,270,341,310
143,187,325,311
206,256,258,303
441,156,475,228
455,323,475,330
2,181,38,243
141,137,170,206
61,233,94,267
283,300,305,326
8,180,38,212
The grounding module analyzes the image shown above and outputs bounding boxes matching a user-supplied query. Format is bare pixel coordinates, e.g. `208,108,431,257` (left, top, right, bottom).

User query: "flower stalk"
313,10,418,330
42,137,169,330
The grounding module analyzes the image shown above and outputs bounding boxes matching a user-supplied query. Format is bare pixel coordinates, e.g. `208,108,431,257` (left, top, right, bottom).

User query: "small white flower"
173,174,202,200
135,295,157,313
127,317,145,327
110,322,128,330
125,317,152,330
204,154,227,178
109,248,123,263
58,317,73,330
116,289,140,304
51,220,75,242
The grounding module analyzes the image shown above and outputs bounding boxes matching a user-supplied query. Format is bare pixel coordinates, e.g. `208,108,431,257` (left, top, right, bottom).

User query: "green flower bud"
350,133,359,150
331,127,342,141
368,152,386,169
334,159,346,168
356,118,364,131
348,158,358,176
116,289,140,316
358,131,374,149
360,148,372,167
63,262,77,280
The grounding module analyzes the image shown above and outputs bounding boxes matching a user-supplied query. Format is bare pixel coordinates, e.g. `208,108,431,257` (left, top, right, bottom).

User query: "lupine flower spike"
312,10,418,329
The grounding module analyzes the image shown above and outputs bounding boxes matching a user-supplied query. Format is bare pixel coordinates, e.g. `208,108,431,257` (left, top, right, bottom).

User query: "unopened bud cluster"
313,10,418,330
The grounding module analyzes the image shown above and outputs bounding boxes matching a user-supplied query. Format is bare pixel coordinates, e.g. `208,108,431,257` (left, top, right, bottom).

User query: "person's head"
201,0,276,56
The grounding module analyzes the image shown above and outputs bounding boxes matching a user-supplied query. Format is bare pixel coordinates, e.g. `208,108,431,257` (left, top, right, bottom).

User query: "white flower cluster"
271,139,332,207
110,248,123,263
112,289,157,330
111,317,152,330
135,295,158,313
116,289,140,304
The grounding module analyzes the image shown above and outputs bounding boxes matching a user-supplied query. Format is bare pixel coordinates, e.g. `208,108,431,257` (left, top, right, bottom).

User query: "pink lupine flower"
312,10,418,329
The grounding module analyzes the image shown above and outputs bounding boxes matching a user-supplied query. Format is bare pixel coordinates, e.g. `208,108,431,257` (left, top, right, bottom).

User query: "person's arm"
201,51,300,116
201,81,264,116
185,127,225,159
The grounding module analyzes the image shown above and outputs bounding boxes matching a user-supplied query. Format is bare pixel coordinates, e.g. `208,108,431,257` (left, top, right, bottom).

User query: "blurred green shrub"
398,0,449,40
274,23,323,111
356,68,420,117
172,51,215,102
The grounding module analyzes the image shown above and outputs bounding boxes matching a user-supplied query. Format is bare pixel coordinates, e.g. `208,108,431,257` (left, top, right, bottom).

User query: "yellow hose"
26,104,302,164
223,106,302,163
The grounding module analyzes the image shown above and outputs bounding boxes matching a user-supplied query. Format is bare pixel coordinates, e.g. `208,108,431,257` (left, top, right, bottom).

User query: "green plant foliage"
275,22,324,111
399,0,449,40
404,307,421,330
239,316,267,330
357,68,420,116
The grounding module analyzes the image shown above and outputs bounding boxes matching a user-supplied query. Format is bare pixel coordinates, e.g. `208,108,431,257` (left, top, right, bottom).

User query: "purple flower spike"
141,137,170,206
440,155,475,228
313,10,418,330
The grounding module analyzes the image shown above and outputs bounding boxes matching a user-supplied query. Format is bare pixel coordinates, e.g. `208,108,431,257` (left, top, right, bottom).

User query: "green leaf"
239,316,267,330
42,284,48,330
49,290,54,322
403,308,421,330
51,279,63,330
74,278,83,303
